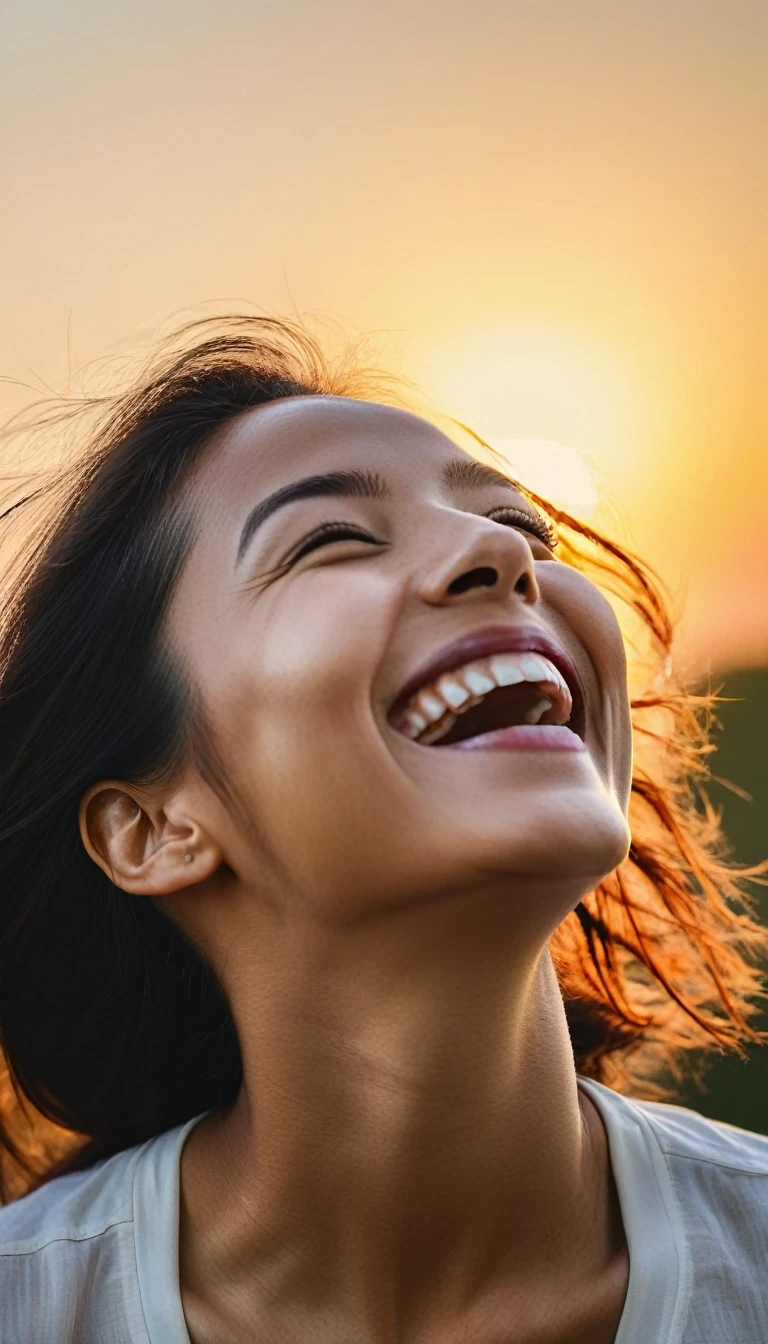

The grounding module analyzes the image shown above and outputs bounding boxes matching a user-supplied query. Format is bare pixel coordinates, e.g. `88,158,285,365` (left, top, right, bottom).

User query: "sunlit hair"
0,314,766,1202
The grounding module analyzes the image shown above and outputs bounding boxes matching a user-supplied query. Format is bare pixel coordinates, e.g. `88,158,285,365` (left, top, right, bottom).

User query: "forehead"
189,396,459,515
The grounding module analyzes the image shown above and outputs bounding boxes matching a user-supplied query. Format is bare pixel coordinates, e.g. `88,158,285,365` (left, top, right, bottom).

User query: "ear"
79,781,223,896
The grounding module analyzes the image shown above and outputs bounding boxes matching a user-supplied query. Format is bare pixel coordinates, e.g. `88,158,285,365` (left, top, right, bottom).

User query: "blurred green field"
666,668,768,1134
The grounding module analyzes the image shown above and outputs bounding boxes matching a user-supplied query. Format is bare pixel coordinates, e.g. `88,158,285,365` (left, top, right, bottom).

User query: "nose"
415,515,540,609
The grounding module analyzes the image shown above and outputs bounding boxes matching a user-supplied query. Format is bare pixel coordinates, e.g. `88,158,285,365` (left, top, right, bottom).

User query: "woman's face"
168,396,632,930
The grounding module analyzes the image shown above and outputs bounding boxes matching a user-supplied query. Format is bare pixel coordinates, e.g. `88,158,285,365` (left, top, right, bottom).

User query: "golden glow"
1,1,765,674
412,317,656,504
492,436,600,518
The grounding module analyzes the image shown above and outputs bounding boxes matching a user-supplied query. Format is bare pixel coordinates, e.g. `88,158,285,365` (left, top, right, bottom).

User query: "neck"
179,883,627,1343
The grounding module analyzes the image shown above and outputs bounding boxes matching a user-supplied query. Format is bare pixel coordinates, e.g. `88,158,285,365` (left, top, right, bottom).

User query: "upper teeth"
397,651,572,744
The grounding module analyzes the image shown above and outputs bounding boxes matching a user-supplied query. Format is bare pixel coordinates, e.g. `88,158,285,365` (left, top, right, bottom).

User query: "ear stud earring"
184,852,194,864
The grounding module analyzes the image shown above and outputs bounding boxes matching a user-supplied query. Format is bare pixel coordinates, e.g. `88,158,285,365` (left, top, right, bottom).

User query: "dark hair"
1,315,766,1203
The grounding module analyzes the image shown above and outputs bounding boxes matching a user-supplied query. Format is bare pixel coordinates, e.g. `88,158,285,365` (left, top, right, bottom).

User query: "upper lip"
387,622,587,739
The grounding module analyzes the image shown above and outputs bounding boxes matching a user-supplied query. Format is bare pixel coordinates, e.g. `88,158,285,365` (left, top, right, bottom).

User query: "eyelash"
482,506,558,549
287,506,558,563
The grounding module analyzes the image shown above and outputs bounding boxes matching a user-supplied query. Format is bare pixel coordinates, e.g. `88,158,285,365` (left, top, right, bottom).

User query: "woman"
0,316,766,1344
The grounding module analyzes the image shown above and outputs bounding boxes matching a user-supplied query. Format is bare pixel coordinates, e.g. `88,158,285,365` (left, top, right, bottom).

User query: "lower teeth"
416,695,555,745
418,713,457,745
523,696,552,723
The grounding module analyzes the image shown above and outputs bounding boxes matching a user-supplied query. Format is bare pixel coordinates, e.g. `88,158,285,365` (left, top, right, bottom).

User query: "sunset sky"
2,0,766,675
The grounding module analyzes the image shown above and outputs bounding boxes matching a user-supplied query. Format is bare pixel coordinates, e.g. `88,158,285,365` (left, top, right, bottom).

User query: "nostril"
448,566,499,595
514,572,531,596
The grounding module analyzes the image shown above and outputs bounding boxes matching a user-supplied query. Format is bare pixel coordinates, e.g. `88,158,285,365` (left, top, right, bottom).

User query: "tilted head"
0,316,764,1198
80,393,632,934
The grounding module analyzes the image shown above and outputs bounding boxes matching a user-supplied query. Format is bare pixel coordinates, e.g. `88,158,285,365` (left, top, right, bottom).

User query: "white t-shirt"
0,1075,766,1342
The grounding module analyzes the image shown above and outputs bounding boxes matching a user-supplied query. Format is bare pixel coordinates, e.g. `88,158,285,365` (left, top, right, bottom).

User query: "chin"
453,788,632,891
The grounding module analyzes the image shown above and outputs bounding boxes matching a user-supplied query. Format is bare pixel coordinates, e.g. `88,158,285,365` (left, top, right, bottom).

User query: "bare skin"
81,397,634,1343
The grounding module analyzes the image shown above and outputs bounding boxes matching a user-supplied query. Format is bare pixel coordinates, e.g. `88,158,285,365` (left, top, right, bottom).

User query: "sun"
411,315,653,519
491,435,600,517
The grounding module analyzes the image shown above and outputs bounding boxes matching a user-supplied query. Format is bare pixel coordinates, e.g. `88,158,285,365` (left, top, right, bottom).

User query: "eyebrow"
236,453,524,565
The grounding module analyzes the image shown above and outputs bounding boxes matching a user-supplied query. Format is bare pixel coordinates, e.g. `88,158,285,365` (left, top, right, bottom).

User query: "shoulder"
581,1079,768,1335
581,1074,768,1177
581,1075,768,1237
0,1142,150,1343
626,1093,768,1176
591,1081,768,1257
624,1095,768,1333
0,1142,142,1252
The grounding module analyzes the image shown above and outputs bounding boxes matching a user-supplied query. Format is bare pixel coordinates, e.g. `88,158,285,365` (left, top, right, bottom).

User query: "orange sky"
2,0,766,675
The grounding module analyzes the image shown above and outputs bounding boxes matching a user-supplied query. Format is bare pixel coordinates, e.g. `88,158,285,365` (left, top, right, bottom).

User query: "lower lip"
437,725,586,752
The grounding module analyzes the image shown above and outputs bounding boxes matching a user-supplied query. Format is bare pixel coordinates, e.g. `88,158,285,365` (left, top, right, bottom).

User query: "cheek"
206,567,405,825
538,565,633,807
254,566,396,712
168,554,420,900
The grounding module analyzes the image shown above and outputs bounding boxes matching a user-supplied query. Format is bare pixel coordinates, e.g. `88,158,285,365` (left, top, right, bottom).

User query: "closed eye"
286,520,384,564
285,503,558,566
482,506,558,550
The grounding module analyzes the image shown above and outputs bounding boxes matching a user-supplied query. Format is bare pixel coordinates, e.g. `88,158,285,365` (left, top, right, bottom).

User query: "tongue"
435,683,547,746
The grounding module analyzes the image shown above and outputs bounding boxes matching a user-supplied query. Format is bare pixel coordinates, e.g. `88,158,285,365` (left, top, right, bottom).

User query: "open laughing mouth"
387,624,587,750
